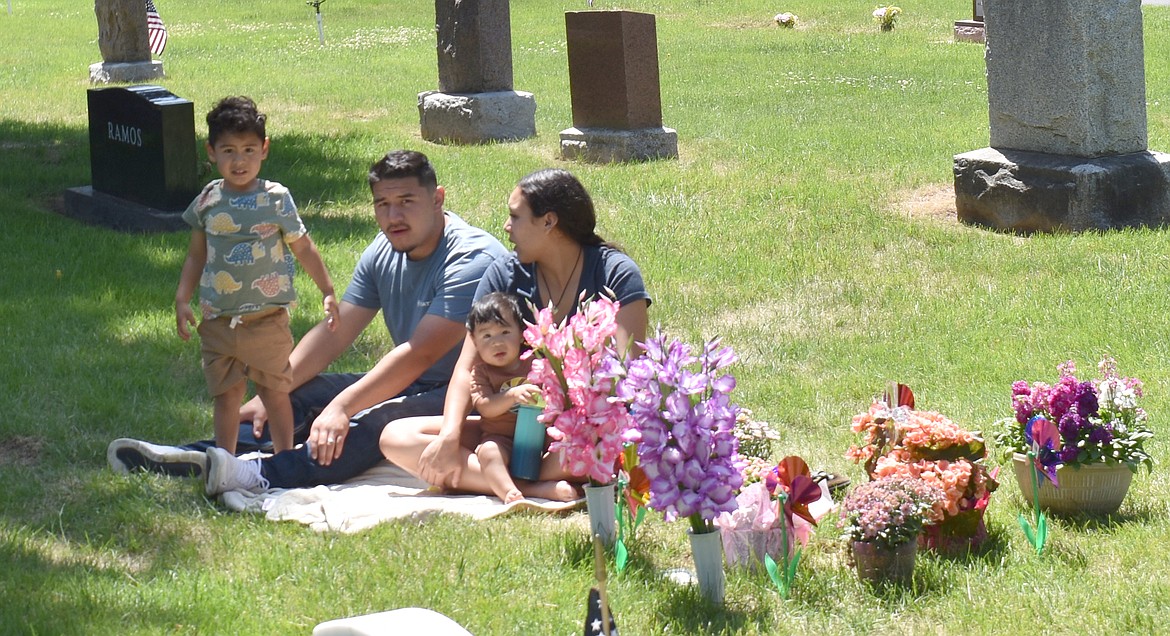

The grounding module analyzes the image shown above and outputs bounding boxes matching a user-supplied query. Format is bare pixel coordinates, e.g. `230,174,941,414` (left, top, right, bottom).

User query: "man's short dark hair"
467,292,524,332
206,96,266,146
368,150,438,190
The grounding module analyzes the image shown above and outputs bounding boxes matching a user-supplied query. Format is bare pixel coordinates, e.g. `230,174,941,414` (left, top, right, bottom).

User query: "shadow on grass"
0,471,214,632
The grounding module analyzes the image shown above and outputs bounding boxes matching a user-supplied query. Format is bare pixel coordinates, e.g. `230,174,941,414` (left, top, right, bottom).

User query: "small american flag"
146,0,167,56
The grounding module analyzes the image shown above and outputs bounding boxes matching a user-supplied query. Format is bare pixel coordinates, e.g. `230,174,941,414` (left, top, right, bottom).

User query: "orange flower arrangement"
846,386,998,552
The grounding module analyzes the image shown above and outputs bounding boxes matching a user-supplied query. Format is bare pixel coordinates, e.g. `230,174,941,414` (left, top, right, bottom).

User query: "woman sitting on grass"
380,168,651,501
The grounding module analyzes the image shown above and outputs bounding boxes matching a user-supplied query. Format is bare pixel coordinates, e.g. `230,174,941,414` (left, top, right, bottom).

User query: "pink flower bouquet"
524,295,631,485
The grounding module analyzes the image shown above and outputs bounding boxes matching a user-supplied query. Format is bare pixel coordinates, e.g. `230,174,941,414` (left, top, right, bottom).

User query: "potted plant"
994,357,1154,515
846,385,999,554
715,456,827,598
839,476,940,584
872,5,902,31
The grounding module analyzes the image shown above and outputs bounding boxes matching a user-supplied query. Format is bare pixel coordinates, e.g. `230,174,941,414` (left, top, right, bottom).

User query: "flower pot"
1011,453,1134,515
852,539,915,585
688,529,726,605
584,483,617,547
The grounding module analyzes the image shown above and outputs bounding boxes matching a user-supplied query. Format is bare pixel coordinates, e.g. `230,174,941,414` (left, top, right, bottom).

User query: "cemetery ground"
3,0,1170,633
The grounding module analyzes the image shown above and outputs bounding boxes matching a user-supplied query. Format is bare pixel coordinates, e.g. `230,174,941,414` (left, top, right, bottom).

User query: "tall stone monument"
559,10,677,163
91,0,164,83
954,0,1170,232
418,0,536,144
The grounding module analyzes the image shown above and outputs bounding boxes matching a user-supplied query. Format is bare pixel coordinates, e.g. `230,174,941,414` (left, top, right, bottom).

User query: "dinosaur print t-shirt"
182,179,306,319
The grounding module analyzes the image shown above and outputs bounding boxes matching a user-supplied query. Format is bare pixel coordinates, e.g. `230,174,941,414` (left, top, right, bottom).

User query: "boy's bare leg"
255,384,294,453
213,381,248,454
475,441,523,503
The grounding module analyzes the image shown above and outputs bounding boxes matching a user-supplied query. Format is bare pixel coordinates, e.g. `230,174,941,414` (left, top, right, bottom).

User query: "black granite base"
62,186,186,233
953,147,1170,233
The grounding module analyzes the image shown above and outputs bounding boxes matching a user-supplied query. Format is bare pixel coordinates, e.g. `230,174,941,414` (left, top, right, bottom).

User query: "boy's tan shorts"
197,307,293,397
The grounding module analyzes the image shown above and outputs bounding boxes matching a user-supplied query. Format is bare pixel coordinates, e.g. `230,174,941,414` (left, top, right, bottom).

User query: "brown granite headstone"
565,10,662,130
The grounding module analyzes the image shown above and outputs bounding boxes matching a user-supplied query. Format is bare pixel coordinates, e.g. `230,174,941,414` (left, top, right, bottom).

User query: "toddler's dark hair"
206,96,266,146
467,292,524,332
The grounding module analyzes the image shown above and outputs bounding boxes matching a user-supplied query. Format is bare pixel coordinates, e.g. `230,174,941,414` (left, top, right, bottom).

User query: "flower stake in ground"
763,457,822,598
872,5,901,31
1019,416,1060,555
614,443,649,573
846,385,999,554
619,332,743,604
524,294,632,546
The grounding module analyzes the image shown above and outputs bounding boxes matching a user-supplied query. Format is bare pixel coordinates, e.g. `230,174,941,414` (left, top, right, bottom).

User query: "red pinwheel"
770,456,822,527
1026,415,1062,487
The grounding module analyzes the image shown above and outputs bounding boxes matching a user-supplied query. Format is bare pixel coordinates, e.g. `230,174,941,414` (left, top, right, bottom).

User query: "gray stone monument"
63,85,198,231
418,0,536,144
559,10,677,163
91,0,164,83
954,0,1170,232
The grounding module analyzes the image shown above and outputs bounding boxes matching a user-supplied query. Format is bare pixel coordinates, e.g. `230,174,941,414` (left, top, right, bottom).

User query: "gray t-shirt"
474,244,651,324
343,212,507,389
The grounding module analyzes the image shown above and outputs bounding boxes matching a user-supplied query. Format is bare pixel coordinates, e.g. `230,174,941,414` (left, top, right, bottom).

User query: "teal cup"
510,404,546,481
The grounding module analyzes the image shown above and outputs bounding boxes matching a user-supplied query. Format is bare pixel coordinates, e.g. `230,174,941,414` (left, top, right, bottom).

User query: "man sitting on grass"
108,149,507,496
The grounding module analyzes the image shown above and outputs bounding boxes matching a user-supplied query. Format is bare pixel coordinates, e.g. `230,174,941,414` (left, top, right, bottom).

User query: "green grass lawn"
3,0,1170,633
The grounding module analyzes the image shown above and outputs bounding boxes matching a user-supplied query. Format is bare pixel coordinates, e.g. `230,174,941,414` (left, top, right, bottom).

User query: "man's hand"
309,404,351,466
418,434,463,488
240,395,270,440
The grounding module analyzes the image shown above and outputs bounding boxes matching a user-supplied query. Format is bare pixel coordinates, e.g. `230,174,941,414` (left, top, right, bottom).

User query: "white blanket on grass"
219,461,583,534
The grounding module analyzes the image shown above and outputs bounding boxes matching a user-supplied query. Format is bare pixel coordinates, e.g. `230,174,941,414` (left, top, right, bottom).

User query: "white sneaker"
107,438,208,477
205,447,269,496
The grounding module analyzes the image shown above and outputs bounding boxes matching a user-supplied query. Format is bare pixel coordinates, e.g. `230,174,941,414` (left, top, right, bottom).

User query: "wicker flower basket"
1011,453,1134,515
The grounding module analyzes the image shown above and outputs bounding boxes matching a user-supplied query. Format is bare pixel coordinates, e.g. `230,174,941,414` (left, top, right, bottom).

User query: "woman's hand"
418,434,463,488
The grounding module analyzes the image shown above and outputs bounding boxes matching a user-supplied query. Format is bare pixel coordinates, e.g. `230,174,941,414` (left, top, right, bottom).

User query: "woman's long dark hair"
517,168,616,248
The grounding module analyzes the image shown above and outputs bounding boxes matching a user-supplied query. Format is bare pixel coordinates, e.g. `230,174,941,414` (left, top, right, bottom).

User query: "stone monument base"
63,186,186,232
953,20,984,44
559,126,678,163
89,61,165,84
954,147,1170,233
418,90,536,144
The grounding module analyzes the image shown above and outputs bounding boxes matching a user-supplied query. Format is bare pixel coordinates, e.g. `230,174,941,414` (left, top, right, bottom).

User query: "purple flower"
619,330,744,530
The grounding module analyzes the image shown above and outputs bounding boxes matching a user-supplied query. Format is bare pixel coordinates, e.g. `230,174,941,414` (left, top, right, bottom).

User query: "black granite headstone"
87,85,199,211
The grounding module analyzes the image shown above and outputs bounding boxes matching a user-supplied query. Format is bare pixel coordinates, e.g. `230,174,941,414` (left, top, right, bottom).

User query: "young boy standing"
176,96,339,455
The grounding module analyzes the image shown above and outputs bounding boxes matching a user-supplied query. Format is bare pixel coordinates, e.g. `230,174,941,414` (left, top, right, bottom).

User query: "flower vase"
851,540,916,585
584,483,617,547
688,529,726,605
880,23,894,31
1011,453,1134,515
